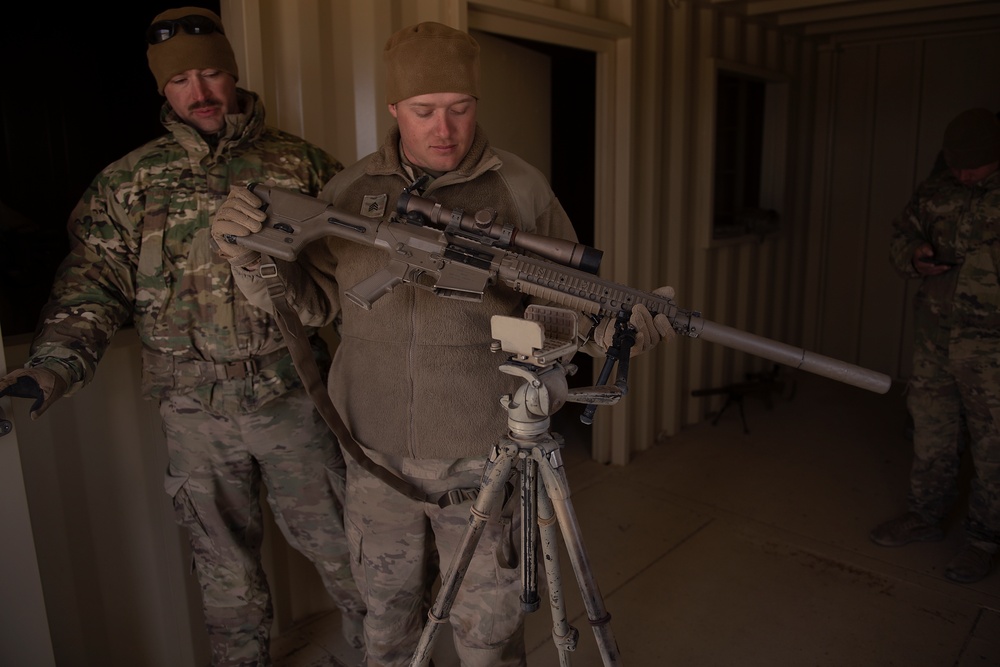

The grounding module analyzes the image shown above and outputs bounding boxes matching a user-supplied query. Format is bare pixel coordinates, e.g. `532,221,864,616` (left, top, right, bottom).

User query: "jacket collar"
367,124,502,189
160,88,265,159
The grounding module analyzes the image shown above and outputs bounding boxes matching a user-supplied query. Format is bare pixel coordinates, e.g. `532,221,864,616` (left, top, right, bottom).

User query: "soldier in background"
0,7,364,664
872,107,1000,584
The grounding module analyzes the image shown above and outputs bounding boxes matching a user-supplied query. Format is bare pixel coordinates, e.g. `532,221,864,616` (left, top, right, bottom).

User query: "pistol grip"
345,263,408,310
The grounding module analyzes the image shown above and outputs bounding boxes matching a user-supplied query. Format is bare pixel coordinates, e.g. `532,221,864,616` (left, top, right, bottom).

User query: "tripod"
409,306,631,666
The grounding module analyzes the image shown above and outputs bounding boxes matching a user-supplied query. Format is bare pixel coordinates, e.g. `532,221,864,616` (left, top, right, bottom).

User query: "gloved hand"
210,186,267,268
0,367,68,420
593,286,677,357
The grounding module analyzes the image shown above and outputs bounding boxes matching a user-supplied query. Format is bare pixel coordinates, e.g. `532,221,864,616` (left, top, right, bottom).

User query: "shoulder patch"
361,194,388,218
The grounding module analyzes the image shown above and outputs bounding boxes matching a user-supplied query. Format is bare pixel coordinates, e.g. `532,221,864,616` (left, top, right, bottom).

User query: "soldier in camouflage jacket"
0,8,364,665
873,108,1000,584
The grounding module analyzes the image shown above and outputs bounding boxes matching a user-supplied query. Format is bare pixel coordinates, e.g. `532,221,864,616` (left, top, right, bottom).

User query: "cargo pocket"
345,514,369,601
325,463,348,509
136,188,171,343
346,515,364,567
164,464,214,561
137,188,169,283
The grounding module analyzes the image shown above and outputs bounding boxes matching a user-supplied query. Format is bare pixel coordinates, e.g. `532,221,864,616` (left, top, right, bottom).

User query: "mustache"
188,99,222,112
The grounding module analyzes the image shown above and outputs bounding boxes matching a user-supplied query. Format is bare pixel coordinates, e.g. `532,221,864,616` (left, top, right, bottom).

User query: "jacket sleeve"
27,175,137,394
889,188,927,279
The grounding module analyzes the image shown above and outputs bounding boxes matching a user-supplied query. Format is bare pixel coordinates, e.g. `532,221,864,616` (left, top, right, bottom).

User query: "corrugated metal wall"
8,1,1000,663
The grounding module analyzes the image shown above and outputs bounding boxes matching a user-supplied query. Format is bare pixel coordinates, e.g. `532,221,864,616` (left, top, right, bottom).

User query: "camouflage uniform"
889,168,1000,552
26,90,364,665
234,125,580,665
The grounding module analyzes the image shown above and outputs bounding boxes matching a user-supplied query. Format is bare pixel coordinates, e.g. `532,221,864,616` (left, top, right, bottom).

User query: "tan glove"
210,186,267,268
593,286,677,357
0,367,68,420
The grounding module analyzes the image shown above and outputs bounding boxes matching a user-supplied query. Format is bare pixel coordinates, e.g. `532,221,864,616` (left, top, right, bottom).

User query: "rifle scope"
397,191,603,275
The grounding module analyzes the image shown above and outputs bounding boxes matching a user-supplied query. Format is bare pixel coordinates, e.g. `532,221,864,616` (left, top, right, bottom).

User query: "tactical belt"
258,259,480,508
182,348,288,379
141,347,291,391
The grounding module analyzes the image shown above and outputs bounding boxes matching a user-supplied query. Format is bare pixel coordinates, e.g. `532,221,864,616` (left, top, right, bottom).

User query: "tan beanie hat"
942,108,1000,169
384,22,480,104
146,7,239,94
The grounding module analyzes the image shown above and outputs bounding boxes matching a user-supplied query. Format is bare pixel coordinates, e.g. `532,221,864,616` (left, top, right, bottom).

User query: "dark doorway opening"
498,37,597,451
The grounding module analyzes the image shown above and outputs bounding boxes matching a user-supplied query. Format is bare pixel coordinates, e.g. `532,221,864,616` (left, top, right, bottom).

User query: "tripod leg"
535,475,579,666
521,457,541,613
535,450,622,666
409,442,520,667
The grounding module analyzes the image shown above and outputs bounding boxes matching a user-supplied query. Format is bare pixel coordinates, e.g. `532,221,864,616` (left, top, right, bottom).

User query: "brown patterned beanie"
146,7,239,94
384,22,480,104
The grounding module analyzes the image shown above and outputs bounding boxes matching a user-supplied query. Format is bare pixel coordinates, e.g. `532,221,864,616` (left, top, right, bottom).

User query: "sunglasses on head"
146,14,224,45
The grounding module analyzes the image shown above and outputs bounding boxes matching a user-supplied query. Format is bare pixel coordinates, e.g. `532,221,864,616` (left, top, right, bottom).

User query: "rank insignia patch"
361,194,388,218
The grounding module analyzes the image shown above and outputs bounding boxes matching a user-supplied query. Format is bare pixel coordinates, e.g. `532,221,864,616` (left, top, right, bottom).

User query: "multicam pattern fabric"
24,89,363,665
890,170,1000,358
889,168,1000,549
344,456,524,667
29,90,341,413
163,388,361,666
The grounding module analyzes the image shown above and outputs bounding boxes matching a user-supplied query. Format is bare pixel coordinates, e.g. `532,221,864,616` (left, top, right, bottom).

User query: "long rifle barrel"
694,320,890,394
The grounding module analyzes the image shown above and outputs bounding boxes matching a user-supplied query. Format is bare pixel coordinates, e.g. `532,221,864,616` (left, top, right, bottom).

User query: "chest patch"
361,193,388,218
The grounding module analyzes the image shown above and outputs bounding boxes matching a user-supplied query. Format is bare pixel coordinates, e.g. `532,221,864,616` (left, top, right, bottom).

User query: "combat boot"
869,511,944,547
945,543,995,583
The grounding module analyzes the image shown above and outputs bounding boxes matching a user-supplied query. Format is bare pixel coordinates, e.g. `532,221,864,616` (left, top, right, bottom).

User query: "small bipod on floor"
409,306,630,667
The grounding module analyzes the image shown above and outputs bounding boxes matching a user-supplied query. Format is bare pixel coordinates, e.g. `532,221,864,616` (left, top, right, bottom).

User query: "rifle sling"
258,260,471,507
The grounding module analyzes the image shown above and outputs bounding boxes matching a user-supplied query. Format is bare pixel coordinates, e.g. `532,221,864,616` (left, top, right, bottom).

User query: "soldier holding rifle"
212,21,675,666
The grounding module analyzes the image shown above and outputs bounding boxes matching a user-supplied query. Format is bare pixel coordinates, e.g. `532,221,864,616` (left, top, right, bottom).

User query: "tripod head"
491,306,624,438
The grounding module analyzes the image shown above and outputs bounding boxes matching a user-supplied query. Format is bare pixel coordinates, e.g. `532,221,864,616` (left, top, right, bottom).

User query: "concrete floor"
273,372,1000,666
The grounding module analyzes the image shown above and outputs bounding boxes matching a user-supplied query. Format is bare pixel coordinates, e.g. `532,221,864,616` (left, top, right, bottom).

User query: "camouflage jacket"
28,89,342,411
234,125,581,460
889,168,1000,358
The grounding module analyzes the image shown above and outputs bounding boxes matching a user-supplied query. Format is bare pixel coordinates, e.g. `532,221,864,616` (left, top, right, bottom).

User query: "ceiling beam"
776,0,987,26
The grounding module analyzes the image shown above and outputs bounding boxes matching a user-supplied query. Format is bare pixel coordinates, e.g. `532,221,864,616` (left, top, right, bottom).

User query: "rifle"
225,182,891,395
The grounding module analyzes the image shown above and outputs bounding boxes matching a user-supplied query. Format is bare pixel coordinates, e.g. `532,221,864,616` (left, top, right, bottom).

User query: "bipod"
408,306,627,666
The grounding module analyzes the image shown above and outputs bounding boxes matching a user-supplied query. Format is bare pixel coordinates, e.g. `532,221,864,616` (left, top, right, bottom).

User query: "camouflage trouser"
344,455,525,666
907,343,1000,549
160,387,365,667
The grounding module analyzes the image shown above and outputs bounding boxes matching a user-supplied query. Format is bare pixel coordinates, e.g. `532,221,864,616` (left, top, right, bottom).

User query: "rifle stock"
229,184,891,395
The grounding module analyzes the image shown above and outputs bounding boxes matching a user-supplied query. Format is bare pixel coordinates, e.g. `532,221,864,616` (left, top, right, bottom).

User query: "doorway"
472,30,597,451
